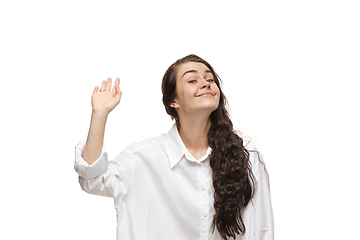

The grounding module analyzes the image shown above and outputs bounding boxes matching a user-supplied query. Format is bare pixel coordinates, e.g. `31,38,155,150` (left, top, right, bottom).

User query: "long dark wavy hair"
162,54,256,239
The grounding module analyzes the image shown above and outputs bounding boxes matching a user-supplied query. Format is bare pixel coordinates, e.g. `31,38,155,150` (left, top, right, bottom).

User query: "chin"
200,103,219,112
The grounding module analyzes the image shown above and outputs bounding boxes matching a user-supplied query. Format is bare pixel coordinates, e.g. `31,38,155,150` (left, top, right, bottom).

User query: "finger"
115,85,122,101
93,86,99,94
106,77,112,91
112,78,120,93
115,84,122,94
100,80,106,91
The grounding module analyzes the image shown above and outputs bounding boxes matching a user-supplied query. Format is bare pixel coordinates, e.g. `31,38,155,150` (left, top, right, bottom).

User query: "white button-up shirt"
74,124,274,240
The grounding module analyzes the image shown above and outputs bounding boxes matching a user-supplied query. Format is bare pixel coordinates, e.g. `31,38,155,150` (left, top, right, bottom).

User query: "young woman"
75,54,274,240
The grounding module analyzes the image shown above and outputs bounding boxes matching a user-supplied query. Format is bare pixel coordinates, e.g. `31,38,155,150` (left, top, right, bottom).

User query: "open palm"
91,77,122,114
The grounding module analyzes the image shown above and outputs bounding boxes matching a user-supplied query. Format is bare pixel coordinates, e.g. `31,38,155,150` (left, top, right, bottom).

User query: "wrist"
91,110,109,118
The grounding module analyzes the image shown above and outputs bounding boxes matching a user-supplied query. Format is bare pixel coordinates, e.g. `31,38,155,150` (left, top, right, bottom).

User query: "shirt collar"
164,124,212,168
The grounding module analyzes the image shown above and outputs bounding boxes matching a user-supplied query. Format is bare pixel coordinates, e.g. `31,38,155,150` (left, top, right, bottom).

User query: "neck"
177,114,211,158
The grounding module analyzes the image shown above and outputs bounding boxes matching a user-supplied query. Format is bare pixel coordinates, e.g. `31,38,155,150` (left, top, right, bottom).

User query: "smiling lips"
196,92,214,97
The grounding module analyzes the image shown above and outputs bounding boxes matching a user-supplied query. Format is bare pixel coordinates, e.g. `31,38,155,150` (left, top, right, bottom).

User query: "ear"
169,100,179,109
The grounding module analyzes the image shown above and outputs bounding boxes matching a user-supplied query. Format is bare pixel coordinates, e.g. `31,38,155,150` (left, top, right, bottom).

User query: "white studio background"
0,1,359,239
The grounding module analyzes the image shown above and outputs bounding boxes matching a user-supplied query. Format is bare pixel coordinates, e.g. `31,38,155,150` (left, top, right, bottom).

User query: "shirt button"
201,185,205,190
203,212,208,217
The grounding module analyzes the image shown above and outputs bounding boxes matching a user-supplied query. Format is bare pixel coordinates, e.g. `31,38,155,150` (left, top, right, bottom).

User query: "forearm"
83,111,109,165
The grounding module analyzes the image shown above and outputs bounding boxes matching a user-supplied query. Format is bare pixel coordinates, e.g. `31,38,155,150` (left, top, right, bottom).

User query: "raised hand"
91,78,122,115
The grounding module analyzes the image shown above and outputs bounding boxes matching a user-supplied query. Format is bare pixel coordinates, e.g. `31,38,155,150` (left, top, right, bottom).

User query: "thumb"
115,85,122,101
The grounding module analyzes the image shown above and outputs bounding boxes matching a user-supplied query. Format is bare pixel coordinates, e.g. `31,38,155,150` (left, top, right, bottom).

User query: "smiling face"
171,61,220,116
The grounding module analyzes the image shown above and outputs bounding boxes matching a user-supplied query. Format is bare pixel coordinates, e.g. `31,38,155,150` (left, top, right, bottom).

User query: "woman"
75,54,274,240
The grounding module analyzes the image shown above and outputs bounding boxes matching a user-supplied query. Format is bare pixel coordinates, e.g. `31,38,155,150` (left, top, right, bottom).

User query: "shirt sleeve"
250,150,275,240
74,141,108,179
74,141,133,199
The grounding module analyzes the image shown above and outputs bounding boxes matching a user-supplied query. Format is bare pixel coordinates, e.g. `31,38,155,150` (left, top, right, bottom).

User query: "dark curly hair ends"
162,54,256,239
208,107,256,239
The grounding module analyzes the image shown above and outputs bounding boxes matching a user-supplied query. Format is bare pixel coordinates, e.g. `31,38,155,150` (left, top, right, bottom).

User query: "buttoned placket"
195,160,212,240
173,124,214,240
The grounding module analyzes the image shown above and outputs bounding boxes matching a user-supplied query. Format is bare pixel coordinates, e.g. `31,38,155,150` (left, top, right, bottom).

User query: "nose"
201,79,210,89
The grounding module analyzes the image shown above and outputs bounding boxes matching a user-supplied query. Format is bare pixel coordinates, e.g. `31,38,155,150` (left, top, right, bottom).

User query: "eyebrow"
182,69,213,78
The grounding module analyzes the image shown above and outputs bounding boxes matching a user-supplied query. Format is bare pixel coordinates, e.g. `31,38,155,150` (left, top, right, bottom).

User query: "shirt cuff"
74,141,108,179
